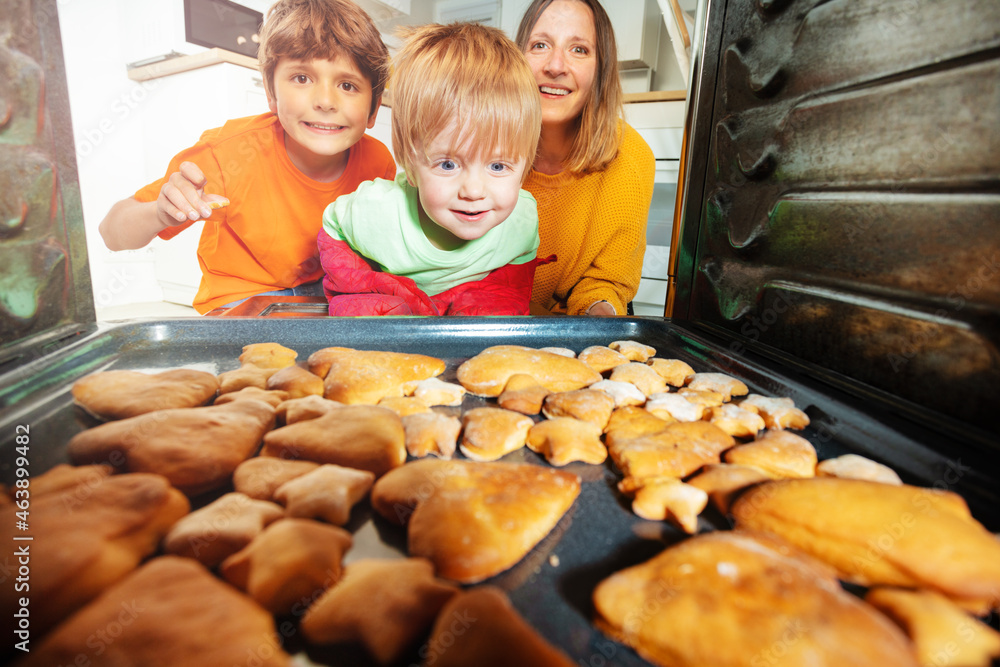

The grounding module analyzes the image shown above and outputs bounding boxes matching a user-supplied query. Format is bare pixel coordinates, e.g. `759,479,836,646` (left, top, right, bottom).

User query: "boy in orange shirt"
98,0,396,313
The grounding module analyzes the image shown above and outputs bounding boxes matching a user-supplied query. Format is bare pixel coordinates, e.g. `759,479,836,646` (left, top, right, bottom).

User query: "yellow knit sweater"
526,122,656,315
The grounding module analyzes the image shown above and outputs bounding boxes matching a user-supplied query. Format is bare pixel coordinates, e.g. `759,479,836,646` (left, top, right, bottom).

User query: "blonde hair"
516,0,623,174
390,23,542,182
258,0,389,116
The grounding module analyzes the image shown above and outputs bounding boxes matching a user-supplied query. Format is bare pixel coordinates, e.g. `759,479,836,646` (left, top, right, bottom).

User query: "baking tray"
2,316,998,666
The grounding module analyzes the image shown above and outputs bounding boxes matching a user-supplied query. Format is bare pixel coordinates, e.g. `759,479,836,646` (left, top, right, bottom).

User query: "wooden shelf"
127,48,258,82
624,90,687,103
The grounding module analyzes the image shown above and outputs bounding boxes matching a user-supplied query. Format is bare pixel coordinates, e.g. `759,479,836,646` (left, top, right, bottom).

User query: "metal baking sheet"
2,316,998,666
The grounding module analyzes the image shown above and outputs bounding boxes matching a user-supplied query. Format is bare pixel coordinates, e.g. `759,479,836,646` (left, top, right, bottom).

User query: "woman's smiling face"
523,0,598,130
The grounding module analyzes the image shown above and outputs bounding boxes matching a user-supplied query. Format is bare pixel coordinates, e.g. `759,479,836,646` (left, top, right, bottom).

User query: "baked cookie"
459,407,533,461
609,340,657,362
592,531,918,667
71,368,219,420
22,463,113,499
404,376,466,407
865,587,1000,667
423,587,576,667
276,394,343,424
686,463,773,513
402,411,461,459
686,372,749,401
644,392,705,422
456,345,602,397
739,393,810,430
239,342,298,369
371,459,580,583
609,362,669,397
162,492,284,568
732,478,1000,613
220,518,353,616
605,417,735,482
273,464,375,526
676,387,726,408
23,556,292,667
497,373,551,415
707,403,766,439
647,358,695,387
538,346,576,357
577,345,630,373
232,457,320,500
526,417,607,466
816,453,903,485
724,430,817,478
214,386,289,408
307,347,445,405
67,399,277,496
541,388,616,429
378,395,432,417
262,405,406,477
626,477,708,533
300,558,459,665
265,364,324,399
218,363,278,393
0,473,189,636
589,379,648,408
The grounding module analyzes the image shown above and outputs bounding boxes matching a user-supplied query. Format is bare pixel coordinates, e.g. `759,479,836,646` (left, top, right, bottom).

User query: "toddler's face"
268,55,376,180
411,125,528,245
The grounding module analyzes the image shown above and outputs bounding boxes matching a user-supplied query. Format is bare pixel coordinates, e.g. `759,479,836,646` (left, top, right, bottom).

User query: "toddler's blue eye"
439,160,457,171
488,162,507,173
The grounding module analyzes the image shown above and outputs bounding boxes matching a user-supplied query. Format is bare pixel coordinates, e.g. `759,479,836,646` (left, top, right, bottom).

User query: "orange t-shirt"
134,113,396,313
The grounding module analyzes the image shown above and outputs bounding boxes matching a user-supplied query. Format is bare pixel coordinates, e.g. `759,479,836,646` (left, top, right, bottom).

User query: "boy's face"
268,56,377,179
410,124,528,244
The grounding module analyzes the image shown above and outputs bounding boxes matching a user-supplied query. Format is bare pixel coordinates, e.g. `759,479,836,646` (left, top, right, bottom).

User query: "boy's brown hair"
390,22,542,182
258,0,389,116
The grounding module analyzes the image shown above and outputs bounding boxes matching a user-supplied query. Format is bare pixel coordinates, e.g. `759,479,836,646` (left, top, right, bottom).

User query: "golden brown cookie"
541,388,616,429
162,492,284,568
276,394,343,424
816,453,903,485
676,387,726,408
300,558,459,665
644,392,704,422
265,364,324,398
626,477,708,533
609,340,657,362
865,587,1000,667
24,556,292,667
213,385,289,407
592,531,918,667
404,376,466,406
71,368,219,420
686,372,749,401
423,587,576,667
371,459,580,583
577,345,630,373
526,417,607,466
731,478,1000,613
218,363,278,393
402,411,461,459
232,457,320,500
609,362,669,397
220,518,352,616
239,342,298,369
739,393,810,430
647,358,695,387
605,418,735,482
724,429,817,478
589,379,648,407
459,407,533,461
377,395,432,417
0,473,189,636
67,399,276,496
686,463,773,513
707,403,767,438
497,373,552,415
261,405,406,477
307,347,445,404
273,464,375,526
456,345,602,397
22,463,113,498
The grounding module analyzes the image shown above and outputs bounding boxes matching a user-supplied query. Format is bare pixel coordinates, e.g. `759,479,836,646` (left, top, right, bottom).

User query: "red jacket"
317,231,553,316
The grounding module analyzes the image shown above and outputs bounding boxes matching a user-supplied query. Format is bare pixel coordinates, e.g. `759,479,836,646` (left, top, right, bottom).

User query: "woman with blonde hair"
516,0,655,316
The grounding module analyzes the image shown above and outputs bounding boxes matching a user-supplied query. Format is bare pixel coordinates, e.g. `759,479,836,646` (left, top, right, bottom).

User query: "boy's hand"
156,161,229,227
